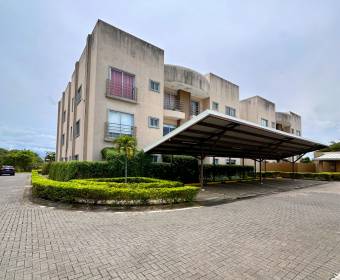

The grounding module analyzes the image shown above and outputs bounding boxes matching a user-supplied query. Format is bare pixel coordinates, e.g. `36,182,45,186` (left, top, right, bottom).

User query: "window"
75,120,80,138
212,102,219,111
225,106,236,117
213,158,219,165
226,158,236,165
148,117,159,128
163,124,176,136
108,68,135,100
70,127,73,141
271,122,275,128
291,128,295,134
62,110,66,122
151,155,158,163
150,80,160,92
71,98,74,112
74,155,79,161
191,101,200,116
296,130,301,136
75,86,82,105
107,110,134,138
61,134,65,145
261,118,268,127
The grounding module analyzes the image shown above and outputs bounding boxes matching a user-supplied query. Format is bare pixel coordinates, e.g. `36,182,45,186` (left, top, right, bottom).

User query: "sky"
0,0,339,156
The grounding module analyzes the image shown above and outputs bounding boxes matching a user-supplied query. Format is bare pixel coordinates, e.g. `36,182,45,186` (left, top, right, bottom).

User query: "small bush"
32,171,199,205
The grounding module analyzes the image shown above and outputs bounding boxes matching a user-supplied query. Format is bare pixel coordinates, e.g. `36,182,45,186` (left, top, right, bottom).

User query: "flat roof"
144,110,326,160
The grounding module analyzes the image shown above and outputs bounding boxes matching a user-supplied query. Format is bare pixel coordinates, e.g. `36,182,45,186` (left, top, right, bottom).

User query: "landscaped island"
31,171,199,205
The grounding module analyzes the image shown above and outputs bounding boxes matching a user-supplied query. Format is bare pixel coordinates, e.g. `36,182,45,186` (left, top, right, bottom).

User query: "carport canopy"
144,110,327,186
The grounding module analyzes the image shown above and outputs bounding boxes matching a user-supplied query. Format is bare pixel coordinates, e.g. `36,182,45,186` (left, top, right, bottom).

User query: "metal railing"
163,99,184,112
106,79,137,101
105,122,136,139
191,107,200,116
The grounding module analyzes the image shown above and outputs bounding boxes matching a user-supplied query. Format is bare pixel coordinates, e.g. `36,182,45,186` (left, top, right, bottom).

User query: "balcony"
190,107,200,116
106,79,137,103
163,99,185,120
163,99,184,112
104,122,136,141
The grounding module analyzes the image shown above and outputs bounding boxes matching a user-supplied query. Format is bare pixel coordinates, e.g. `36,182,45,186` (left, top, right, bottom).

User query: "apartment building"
56,20,240,161
276,111,302,136
240,96,276,129
56,20,302,163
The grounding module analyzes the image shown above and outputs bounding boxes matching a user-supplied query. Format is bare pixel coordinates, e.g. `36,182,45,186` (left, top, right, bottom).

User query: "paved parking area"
197,179,326,205
1,174,340,279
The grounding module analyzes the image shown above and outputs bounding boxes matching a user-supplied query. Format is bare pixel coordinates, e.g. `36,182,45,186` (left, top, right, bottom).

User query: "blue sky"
0,0,339,155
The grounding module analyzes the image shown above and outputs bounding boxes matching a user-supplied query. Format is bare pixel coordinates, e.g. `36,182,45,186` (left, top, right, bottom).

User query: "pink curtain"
123,73,134,98
110,69,122,97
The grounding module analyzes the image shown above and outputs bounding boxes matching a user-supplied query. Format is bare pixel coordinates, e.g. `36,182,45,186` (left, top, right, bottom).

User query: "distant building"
314,152,340,172
56,20,302,163
276,111,301,136
240,96,276,129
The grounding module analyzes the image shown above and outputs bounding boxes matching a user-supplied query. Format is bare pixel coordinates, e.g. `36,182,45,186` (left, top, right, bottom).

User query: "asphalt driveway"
1,174,340,279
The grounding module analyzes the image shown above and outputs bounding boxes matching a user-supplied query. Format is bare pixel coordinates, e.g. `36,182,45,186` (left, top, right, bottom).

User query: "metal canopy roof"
144,110,327,160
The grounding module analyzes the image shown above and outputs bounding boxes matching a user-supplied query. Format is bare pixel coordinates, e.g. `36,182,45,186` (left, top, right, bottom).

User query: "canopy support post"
259,159,263,184
199,153,206,189
242,158,245,180
254,159,257,180
291,157,295,179
213,156,216,182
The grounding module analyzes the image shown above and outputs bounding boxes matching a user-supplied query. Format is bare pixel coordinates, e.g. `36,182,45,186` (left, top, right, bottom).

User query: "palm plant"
113,135,137,182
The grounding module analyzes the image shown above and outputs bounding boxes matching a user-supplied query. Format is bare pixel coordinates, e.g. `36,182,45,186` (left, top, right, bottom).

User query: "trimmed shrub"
32,171,199,205
204,164,254,181
49,156,254,183
49,161,113,181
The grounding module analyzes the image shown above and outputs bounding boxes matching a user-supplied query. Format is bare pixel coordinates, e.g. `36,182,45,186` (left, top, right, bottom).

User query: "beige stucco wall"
205,73,240,117
89,20,164,160
276,111,302,135
240,96,276,128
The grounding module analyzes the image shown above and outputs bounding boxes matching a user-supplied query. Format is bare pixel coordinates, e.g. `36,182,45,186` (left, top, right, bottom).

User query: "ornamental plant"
112,135,137,182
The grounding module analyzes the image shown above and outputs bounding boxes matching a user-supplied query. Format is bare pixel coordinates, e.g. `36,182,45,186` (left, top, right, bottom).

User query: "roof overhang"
314,153,340,161
144,110,327,160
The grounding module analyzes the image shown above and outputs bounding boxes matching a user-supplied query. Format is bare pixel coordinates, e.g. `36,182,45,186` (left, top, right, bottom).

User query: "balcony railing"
106,79,137,102
105,122,136,140
191,107,200,116
163,99,184,112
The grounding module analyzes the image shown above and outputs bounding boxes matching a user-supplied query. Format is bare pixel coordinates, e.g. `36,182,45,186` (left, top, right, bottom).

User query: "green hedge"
32,171,199,205
49,156,253,183
262,171,340,181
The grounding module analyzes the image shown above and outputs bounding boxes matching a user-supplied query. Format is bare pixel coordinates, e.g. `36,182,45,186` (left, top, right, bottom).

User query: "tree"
45,151,56,162
1,149,43,171
320,141,340,152
300,157,311,163
112,135,137,182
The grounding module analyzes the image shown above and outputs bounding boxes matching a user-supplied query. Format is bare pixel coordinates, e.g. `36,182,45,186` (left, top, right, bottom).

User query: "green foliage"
0,149,43,171
49,156,253,183
146,157,254,183
300,157,311,163
262,171,340,181
320,141,340,152
44,152,56,162
113,135,137,159
32,171,199,205
101,147,119,160
49,161,113,181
